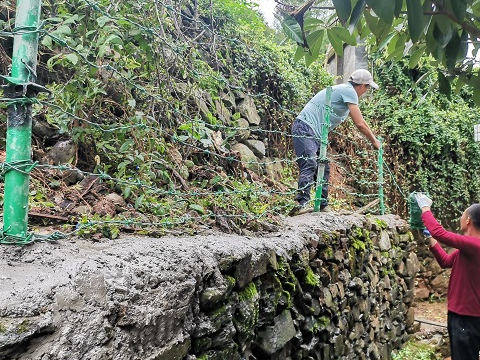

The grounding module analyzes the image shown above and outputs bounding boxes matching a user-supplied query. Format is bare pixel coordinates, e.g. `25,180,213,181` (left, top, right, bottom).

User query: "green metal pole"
377,139,385,215
314,87,332,212
2,0,42,241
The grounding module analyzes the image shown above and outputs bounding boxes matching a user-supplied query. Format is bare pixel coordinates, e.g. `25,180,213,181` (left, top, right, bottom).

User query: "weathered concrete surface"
0,212,414,360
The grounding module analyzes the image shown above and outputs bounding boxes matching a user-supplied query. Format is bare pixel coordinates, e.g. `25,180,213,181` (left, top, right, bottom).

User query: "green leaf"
386,44,404,61
365,0,394,25
349,0,366,33
473,86,480,107
436,14,452,34
408,45,426,68
327,28,344,56
65,53,78,65
466,75,480,105
437,71,451,99
119,140,133,152
330,26,357,46
450,0,467,21
454,76,466,94
189,204,205,214
394,0,403,18
281,14,304,45
332,0,352,21
406,0,424,43
104,34,123,46
41,36,53,49
457,29,468,61
294,45,306,62
50,25,72,37
63,14,79,25
378,32,396,51
433,22,454,48
364,9,379,36
96,16,110,28
445,31,461,70
305,30,324,66
303,17,324,31
375,19,394,45
134,194,144,209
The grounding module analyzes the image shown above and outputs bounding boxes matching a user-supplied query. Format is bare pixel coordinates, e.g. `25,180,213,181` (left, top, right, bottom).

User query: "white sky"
254,0,276,26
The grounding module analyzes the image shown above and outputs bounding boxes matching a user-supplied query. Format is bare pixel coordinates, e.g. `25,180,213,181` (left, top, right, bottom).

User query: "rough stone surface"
0,213,417,360
236,96,261,125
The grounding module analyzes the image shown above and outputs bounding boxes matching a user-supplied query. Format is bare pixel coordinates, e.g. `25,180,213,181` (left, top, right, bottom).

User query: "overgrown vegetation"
0,0,332,237
0,0,479,238
365,57,480,229
392,341,440,360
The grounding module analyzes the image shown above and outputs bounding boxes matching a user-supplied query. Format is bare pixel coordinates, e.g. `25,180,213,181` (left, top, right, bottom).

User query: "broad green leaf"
41,36,53,49
435,14,452,34
304,17,324,31
50,25,72,37
46,53,63,70
305,30,325,66
432,43,445,60
457,30,468,60
473,86,480,106
65,53,78,65
425,19,438,52
437,71,451,99
281,14,304,45
104,34,123,46
406,0,424,42
294,45,306,62
375,19,394,46
119,140,134,152
330,26,357,46
466,75,480,105
386,44,404,61
134,194,144,209
178,123,193,131
327,27,344,56
454,76,466,94
408,45,426,68
433,22,454,48
189,204,205,214
364,9,379,36
332,0,352,21
378,32,396,51
96,16,110,28
386,34,407,60
63,15,79,25
450,0,467,21
349,0,366,33
366,0,395,25
387,33,400,53
394,0,403,17
445,31,461,70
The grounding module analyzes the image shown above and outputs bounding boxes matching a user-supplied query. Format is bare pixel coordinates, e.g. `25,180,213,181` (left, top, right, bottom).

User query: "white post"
475,124,480,142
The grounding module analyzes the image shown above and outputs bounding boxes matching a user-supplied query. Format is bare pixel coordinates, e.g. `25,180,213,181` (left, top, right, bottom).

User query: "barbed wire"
0,0,397,244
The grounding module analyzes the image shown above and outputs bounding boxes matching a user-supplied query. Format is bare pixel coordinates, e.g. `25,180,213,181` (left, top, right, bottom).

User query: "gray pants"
292,118,329,207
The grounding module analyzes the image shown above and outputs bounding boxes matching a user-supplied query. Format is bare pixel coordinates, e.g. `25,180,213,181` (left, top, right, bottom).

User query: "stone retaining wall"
0,213,418,360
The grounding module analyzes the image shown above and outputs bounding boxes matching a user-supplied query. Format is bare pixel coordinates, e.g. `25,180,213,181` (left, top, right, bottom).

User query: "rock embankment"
0,212,419,360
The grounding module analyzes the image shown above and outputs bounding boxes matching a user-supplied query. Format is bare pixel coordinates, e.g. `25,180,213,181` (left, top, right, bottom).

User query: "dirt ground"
414,299,448,327
413,299,450,359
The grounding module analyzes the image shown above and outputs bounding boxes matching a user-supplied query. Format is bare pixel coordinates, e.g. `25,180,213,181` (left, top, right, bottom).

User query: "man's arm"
425,234,457,268
347,103,380,149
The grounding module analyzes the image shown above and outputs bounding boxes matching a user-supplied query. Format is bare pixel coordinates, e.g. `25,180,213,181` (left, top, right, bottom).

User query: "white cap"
349,69,379,89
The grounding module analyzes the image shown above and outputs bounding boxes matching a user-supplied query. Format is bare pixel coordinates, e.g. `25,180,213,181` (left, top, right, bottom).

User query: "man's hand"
415,193,432,209
372,139,381,150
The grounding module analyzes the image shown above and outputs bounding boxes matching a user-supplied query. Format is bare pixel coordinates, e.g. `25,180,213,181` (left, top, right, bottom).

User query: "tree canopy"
280,0,480,103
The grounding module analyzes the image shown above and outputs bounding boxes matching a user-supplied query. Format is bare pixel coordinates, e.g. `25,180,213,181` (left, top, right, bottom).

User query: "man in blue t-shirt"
291,69,381,213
